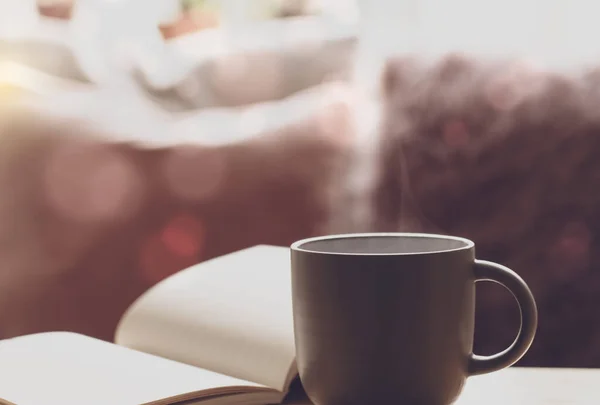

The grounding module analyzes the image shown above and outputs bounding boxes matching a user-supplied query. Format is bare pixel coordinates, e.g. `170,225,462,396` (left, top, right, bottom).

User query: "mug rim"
290,232,475,256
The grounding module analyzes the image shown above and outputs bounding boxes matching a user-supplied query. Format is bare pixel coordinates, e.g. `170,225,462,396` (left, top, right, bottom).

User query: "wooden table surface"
283,367,598,404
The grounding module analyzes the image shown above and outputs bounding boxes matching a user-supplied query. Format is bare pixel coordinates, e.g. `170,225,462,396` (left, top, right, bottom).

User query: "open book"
0,245,299,405
0,245,597,405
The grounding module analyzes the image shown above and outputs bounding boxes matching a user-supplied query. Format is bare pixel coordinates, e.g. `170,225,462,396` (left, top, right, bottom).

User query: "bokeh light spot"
138,214,205,284
43,141,144,223
160,214,204,258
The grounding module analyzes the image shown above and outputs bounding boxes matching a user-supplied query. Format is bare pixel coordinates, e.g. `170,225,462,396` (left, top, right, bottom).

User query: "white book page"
116,245,297,393
0,332,279,405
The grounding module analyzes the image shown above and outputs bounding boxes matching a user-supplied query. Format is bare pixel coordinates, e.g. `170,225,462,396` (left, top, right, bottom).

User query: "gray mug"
290,233,538,405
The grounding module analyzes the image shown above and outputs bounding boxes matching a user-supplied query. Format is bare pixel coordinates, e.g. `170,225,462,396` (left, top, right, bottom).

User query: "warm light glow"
0,62,43,102
0,62,85,102
138,214,205,284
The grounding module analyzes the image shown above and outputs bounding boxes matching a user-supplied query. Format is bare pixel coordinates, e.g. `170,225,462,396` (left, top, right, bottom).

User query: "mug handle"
469,260,538,376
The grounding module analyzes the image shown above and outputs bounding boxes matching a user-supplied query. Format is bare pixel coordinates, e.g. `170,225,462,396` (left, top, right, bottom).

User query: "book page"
0,332,281,405
116,245,297,393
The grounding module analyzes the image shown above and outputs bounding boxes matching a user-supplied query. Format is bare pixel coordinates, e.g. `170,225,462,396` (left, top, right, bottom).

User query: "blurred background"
2,0,600,371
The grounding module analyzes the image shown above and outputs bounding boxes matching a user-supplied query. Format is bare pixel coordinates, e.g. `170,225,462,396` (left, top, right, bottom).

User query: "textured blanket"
373,54,600,367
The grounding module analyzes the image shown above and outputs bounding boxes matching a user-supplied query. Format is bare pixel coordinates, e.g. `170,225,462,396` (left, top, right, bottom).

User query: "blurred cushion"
373,53,600,368
133,6,360,111
0,81,356,341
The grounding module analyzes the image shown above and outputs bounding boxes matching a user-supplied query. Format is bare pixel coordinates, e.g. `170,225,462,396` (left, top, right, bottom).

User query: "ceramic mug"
291,233,538,405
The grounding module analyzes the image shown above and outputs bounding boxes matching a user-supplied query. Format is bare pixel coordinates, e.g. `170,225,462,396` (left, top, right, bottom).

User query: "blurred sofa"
0,0,361,342
4,55,600,370
0,91,355,341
